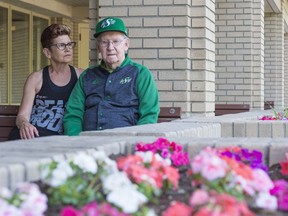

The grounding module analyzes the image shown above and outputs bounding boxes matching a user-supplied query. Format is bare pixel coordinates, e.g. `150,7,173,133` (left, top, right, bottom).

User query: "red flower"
280,161,288,176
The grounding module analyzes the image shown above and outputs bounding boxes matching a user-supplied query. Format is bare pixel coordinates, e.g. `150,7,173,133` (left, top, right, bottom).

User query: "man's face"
97,31,129,70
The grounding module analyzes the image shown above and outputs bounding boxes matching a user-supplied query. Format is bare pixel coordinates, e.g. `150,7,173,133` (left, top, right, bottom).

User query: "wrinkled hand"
19,122,39,139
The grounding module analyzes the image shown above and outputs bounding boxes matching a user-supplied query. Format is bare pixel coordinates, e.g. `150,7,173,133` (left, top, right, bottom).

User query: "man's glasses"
49,42,76,50
98,38,126,48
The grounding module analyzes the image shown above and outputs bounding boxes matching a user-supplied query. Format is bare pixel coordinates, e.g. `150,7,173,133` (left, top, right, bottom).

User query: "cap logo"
100,18,116,29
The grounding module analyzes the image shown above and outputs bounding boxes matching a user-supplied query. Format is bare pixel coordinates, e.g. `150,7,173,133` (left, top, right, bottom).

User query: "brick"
272,121,285,138
0,167,9,188
7,163,25,190
246,121,259,137
233,121,246,137
221,122,233,137
129,7,158,16
269,142,288,166
259,122,272,137
159,48,189,58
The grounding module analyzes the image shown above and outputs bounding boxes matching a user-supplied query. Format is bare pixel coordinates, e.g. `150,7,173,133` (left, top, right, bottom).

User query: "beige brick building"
1,0,288,117
90,0,288,116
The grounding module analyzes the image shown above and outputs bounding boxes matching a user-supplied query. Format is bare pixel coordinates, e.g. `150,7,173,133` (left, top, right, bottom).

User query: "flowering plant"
60,201,130,216
259,107,288,120
189,146,278,210
117,151,180,201
189,189,254,216
0,182,47,215
269,153,288,211
41,151,152,215
2,139,288,215
136,137,190,167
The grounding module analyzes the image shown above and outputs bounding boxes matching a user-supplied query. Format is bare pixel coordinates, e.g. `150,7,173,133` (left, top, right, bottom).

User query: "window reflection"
12,10,30,104
0,7,8,103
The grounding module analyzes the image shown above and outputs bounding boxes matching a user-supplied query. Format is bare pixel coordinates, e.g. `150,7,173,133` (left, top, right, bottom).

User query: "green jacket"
63,55,159,135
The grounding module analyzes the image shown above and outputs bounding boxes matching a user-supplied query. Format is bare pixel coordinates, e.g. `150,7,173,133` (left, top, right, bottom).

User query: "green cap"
94,17,128,38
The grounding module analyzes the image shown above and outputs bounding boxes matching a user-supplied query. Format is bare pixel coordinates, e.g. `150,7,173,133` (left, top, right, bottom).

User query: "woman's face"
44,35,74,64
97,31,129,70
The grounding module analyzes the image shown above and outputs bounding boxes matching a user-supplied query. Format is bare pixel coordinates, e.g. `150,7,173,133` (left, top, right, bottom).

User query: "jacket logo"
120,77,132,84
92,79,98,85
101,18,116,29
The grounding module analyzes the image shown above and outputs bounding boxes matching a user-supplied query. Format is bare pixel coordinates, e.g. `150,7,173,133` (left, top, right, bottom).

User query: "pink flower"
252,169,274,192
270,179,288,211
61,206,82,216
189,189,209,206
82,202,98,216
162,201,193,216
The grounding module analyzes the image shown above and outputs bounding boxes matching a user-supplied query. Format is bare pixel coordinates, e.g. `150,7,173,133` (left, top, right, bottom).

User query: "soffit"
56,0,89,7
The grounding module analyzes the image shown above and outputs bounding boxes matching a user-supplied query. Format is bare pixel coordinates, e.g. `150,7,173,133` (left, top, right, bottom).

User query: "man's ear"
124,38,130,52
42,48,51,58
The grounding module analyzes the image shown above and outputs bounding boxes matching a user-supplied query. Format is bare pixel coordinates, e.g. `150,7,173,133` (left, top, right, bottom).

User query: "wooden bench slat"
0,127,14,138
0,105,19,115
0,116,17,126
0,105,19,141
215,104,250,116
158,107,181,123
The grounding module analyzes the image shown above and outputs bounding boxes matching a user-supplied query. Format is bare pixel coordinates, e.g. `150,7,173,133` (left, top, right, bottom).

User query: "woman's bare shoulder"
26,69,43,83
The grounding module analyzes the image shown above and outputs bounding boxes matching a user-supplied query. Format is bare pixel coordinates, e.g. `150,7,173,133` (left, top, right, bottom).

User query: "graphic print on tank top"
29,65,78,134
30,96,65,133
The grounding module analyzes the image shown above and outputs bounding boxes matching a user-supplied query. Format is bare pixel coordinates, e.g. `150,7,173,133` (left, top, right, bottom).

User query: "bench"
0,105,19,142
0,105,181,141
215,104,250,116
158,107,182,123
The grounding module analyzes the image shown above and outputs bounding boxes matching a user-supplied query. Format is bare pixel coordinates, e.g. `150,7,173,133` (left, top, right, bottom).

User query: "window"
0,7,8,104
0,5,49,104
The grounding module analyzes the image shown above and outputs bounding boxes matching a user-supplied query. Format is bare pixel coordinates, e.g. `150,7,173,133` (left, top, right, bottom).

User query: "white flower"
255,192,278,211
91,150,107,161
146,209,157,216
107,186,148,213
136,151,153,163
50,160,74,187
0,199,22,216
102,172,133,193
40,165,50,180
154,153,171,165
0,187,12,199
72,153,98,174
102,158,118,175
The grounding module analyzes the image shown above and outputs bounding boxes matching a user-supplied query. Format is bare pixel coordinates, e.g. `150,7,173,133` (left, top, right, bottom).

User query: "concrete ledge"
80,122,222,138
1,110,288,190
1,135,288,190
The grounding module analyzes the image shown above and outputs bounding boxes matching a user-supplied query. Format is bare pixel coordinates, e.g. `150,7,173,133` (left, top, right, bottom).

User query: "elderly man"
63,17,160,135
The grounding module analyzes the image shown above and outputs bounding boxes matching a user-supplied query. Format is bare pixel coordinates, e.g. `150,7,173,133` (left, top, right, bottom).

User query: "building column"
265,11,285,109
190,1,216,116
215,0,265,109
285,33,288,107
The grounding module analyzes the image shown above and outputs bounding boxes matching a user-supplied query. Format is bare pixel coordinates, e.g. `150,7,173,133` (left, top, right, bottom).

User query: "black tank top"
29,65,78,134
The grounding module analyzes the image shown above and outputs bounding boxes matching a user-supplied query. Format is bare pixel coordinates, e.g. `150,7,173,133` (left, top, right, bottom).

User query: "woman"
9,24,83,140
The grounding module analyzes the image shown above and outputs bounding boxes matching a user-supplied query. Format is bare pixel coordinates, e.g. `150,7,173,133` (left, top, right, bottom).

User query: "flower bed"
259,108,288,120
0,138,288,215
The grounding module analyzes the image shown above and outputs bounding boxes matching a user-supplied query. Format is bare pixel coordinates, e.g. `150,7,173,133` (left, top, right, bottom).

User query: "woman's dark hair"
41,24,71,48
